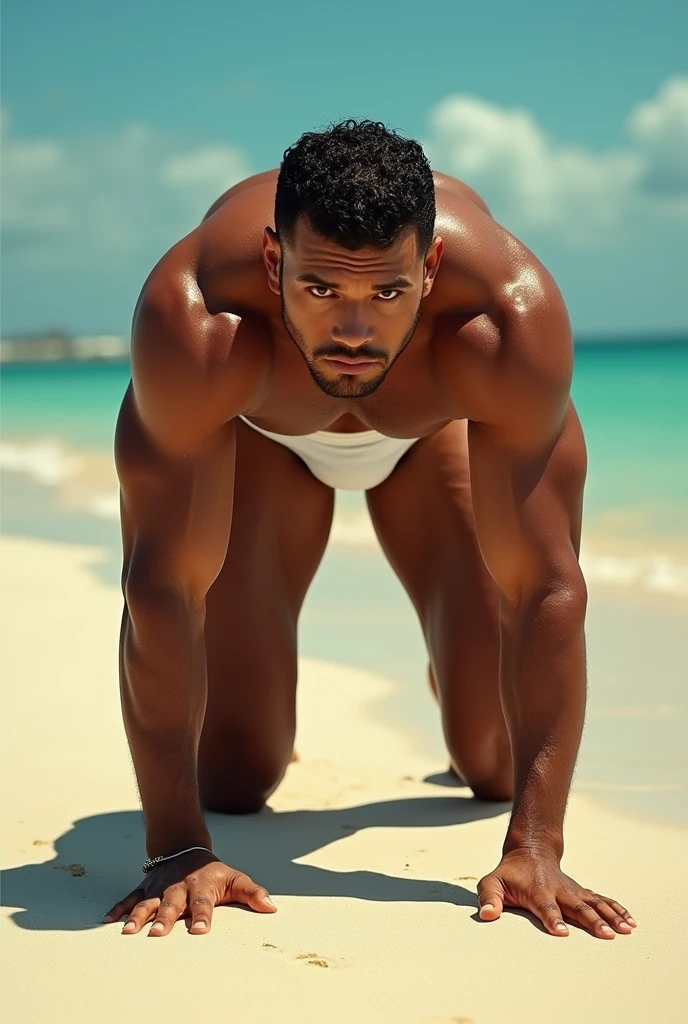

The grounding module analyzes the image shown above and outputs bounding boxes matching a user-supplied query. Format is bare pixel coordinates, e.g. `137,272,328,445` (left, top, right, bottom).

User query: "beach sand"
2,535,687,1023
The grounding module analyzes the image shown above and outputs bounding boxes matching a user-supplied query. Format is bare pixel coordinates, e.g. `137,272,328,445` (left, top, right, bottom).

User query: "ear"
262,226,282,295
421,236,443,298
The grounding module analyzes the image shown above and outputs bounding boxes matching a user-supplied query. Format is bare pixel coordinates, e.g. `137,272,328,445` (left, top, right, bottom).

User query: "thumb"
223,871,278,914
242,880,277,914
477,872,504,921
248,886,277,913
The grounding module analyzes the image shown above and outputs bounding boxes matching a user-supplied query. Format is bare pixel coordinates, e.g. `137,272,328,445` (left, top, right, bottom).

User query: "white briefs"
239,415,420,490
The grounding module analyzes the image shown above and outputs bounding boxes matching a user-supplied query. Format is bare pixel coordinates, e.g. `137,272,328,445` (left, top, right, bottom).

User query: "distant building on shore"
2,328,685,365
0,331,130,363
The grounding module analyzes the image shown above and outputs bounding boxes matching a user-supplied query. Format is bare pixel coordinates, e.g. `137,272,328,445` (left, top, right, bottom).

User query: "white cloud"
1,110,81,237
162,145,250,204
628,76,688,199
0,110,252,270
423,76,688,244
4,78,686,271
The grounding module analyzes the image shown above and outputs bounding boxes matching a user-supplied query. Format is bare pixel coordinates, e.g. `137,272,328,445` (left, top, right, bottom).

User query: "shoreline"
1,520,685,828
3,436,688,599
2,332,686,364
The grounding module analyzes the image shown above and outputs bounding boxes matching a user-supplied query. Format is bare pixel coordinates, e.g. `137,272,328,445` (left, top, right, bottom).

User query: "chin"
313,369,388,399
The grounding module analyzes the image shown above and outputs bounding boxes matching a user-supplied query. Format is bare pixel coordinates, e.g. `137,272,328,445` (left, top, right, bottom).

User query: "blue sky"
2,0,687,337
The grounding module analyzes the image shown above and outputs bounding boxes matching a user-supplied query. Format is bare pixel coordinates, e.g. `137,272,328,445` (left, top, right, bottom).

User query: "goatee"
280,301,422,399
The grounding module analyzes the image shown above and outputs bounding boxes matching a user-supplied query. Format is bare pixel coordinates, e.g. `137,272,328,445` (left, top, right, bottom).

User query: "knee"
199,754,289,816
469,776,513,802
201,789,269,815
449,732,513,803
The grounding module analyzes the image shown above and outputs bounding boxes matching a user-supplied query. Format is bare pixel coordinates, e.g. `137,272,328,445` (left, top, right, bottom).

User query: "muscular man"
104,120,636,940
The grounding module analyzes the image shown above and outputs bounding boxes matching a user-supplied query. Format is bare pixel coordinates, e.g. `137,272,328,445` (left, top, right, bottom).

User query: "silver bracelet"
141,845,214,874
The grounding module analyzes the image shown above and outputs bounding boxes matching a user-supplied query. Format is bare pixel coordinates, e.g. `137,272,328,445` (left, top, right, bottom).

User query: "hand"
477,849,637,939
102,848,276,936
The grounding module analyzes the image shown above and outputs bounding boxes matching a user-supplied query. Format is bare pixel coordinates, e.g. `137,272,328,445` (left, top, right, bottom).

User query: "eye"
376,290,401,301
308,286,335,299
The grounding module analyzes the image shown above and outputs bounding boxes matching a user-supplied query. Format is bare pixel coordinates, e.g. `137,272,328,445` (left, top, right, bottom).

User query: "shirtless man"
104,119,636,941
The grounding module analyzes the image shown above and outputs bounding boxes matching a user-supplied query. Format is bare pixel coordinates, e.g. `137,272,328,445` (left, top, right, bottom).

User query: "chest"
234,309,494,437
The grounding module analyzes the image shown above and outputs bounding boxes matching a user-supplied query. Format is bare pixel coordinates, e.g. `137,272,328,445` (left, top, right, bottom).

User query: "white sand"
2,535,687,1024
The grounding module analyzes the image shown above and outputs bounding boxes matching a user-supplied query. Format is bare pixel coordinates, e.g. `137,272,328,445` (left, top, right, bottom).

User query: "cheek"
283,301,322,345
386,307,415,336
296,298,335,330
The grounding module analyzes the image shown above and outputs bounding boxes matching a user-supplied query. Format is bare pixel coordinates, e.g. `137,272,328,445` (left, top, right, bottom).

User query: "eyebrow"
295,272,414,290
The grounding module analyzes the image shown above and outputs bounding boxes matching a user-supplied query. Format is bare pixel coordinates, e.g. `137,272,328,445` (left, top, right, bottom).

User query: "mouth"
322,357,381,376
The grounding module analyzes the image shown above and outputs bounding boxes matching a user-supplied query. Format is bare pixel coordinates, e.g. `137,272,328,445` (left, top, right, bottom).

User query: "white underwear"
239,415,420,490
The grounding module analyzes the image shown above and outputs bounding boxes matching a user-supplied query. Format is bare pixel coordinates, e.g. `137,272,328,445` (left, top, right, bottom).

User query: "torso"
160,168,552,437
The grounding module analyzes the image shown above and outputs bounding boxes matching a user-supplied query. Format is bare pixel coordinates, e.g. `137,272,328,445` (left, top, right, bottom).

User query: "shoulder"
198,171,278,258
201,168,279,222
126,239,260,454
132,240,234,382
478,253,574,448
434,192,573,397
432,170,493,216
193,175,281,315
439,219,574,448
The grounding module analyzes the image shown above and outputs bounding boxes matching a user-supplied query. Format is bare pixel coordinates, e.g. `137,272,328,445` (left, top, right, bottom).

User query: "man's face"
263,218,442,399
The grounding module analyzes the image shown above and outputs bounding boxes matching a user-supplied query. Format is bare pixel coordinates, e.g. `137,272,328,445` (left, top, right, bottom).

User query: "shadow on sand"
2,791,510,932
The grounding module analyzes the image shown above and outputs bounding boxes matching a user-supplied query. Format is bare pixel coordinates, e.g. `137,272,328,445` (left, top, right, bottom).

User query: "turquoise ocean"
2,338,687,826
3,340,688,556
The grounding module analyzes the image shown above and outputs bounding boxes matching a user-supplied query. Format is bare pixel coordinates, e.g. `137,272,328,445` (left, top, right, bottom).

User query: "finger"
188,889,214,934
148,889,187,936
529,892,570,936
562,898,616,939
595,894,637,927
586,897,633,934
224,871,277,914
121,896,160,934
477,874,504,921
102,888,143,923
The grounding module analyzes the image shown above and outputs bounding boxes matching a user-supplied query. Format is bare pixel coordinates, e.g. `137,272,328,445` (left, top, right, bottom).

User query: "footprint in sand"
53,863,86,877
293,952,331,968
261,944,338,969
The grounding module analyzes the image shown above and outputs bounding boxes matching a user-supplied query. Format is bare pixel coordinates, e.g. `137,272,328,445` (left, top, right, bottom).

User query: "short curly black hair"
275,119,436,254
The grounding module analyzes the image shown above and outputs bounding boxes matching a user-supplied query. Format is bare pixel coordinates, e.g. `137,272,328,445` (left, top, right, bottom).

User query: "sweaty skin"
106,168,637,941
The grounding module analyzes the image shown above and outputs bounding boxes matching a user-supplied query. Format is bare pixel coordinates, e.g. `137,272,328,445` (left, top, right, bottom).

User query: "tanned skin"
105,169,637,940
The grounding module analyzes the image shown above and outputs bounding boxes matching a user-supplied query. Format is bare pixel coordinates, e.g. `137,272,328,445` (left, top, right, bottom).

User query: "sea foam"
3,438,687,596
0,439,81,484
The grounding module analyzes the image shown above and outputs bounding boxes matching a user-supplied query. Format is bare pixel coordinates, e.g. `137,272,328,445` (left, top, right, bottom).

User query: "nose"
331,309,374,350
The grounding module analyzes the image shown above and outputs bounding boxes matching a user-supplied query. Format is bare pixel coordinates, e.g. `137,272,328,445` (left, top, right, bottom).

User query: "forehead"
283,217,421,277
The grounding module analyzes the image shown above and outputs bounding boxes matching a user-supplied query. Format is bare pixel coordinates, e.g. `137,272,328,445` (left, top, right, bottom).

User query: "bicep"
117,267,248,598
468,402,587,604
116,384,236,601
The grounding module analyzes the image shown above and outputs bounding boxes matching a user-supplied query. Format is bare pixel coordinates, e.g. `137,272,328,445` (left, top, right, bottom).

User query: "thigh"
198,418,334,812
366,420,511,796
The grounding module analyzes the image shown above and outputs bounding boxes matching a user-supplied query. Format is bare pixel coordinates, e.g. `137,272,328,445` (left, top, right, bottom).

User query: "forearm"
499,583,587,859
119,589,212,857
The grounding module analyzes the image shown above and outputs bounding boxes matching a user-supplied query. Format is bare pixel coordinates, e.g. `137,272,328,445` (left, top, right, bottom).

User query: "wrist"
146,828,213,861
502,827,563,861
142,844,214,874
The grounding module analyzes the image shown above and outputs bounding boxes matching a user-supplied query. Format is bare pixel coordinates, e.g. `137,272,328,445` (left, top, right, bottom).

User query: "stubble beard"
280,297,423,400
